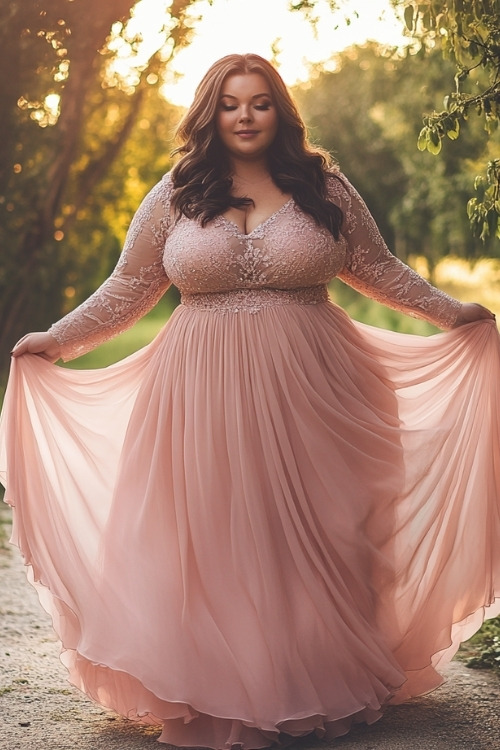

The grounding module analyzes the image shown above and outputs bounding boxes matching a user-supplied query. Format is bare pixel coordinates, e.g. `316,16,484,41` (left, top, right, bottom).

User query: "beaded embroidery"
181,286,329,314
49,171,461,361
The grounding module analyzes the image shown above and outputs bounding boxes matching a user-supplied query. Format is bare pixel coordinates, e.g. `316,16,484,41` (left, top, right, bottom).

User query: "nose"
238,105,252,123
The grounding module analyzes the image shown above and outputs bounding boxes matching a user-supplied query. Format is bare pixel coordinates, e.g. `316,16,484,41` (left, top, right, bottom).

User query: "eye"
255,102,272,111
220,104,237,111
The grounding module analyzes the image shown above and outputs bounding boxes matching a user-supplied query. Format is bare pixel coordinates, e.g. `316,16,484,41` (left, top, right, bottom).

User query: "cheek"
215,115,224,138
264,110,279,133
216,112,232,137
268,114,279,141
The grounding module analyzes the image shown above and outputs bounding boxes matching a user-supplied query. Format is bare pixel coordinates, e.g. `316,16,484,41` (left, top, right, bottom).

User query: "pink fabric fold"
1,302,499,748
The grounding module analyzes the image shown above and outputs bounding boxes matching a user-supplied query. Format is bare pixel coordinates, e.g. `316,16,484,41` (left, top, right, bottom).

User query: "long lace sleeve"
49,174,173,361
329,173,462,330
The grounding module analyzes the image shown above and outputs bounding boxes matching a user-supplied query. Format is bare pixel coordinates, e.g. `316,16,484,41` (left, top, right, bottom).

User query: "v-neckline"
219,197,293,238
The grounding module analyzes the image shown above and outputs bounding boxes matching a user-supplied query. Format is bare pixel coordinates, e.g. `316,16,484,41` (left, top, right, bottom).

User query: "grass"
458,617,500,672
0,506,10,552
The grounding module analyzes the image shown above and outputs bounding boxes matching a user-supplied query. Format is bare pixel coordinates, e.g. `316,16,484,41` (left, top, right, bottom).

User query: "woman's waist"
180,286,329,313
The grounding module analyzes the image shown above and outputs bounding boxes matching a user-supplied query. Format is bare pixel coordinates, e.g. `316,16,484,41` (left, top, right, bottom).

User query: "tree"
294,42,496,267
0,0,195,376
292,0,500,241
399,0,500,241
56,84,183,316
294,44,407,250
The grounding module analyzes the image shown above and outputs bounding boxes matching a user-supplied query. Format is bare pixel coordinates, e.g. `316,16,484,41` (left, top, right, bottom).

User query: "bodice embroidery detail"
181,286,329,314
218,197,294,239
162,199,345,296
49,170,461,362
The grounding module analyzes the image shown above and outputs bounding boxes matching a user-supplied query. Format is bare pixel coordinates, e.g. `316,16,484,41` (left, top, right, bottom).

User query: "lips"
235,130,259,136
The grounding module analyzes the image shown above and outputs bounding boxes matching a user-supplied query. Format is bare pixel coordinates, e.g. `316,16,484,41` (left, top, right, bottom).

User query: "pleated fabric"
1,299,499,748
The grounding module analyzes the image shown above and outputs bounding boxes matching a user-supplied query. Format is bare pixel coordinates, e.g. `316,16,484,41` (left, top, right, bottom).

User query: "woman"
2,53,499,748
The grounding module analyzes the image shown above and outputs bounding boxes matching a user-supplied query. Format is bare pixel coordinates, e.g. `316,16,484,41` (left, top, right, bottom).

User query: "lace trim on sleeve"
330,172,461,329
49,175,173,361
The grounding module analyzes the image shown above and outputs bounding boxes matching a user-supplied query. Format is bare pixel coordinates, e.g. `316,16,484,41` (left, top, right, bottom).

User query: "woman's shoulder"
142,171,175,205
160,170,174,190
131,172,175,226
325,165,350,185
324,167,353,205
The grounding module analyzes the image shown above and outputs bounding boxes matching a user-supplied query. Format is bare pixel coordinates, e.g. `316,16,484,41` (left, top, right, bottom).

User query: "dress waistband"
180,286,329,314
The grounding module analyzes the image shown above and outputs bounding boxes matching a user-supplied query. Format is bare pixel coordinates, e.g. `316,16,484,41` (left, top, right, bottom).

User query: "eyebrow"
219,92,272,100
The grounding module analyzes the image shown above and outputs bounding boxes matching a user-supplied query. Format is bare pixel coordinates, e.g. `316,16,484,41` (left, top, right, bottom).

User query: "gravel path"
1,505,499,750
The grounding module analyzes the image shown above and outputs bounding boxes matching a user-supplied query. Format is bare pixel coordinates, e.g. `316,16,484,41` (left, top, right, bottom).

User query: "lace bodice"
50,171,461,360
162,194,345,295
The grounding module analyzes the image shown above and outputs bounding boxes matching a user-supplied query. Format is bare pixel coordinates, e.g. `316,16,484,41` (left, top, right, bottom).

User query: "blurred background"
0,0,499,381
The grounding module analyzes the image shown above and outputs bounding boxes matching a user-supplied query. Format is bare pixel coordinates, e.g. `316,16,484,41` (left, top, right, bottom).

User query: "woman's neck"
229,157,271,184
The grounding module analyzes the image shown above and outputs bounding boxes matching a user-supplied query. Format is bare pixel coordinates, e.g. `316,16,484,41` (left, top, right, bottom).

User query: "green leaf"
467,197,478,219
417,127,429,151
475,22,490,42
404,4,415,31
474,175,484,191
436,12,446,29
480,221,490,241
486,160,500,182
474,180,486,201
446,119,460,139
427,128,442,154
485,117,499,135
427,140,442,155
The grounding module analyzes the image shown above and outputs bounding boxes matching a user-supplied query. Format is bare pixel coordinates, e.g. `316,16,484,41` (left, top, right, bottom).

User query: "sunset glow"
128,0,409,106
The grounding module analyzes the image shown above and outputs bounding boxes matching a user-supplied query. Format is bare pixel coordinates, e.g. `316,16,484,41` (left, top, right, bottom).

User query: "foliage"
293,0,500,240
0,0,196,379
294,42,497,268
467,158,500,240
288,0,340,16
295,44,407,252
401,1,500,151
400,0,500,240
462,617,500,671
56,85,182,310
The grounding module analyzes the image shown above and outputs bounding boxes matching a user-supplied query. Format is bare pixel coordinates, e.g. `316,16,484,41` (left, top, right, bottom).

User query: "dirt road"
1,505,499,750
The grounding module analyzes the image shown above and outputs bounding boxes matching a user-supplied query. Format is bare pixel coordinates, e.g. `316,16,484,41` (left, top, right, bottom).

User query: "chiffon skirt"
1,298,500,748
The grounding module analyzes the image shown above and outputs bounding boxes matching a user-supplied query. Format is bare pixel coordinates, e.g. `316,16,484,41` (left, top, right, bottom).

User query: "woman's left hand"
452,302,496,328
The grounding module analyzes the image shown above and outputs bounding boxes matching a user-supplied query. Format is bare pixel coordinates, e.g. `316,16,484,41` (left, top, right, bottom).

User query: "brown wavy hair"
171,53,343,238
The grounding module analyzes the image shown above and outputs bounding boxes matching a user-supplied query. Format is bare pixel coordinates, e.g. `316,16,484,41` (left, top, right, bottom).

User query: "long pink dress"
1,172,499,748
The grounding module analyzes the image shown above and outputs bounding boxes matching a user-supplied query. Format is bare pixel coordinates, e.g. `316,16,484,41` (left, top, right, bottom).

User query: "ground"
1,505,499,750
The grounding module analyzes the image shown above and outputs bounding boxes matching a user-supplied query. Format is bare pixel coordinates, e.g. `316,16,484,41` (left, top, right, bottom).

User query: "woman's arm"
329,173,494,330
12,174,174,362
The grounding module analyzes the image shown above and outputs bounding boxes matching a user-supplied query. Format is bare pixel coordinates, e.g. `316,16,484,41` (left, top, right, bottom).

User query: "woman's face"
216,73,279,162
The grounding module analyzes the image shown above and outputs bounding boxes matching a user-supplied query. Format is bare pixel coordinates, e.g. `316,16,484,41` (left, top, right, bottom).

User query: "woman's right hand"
451,302,496,328
11,332,61,362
